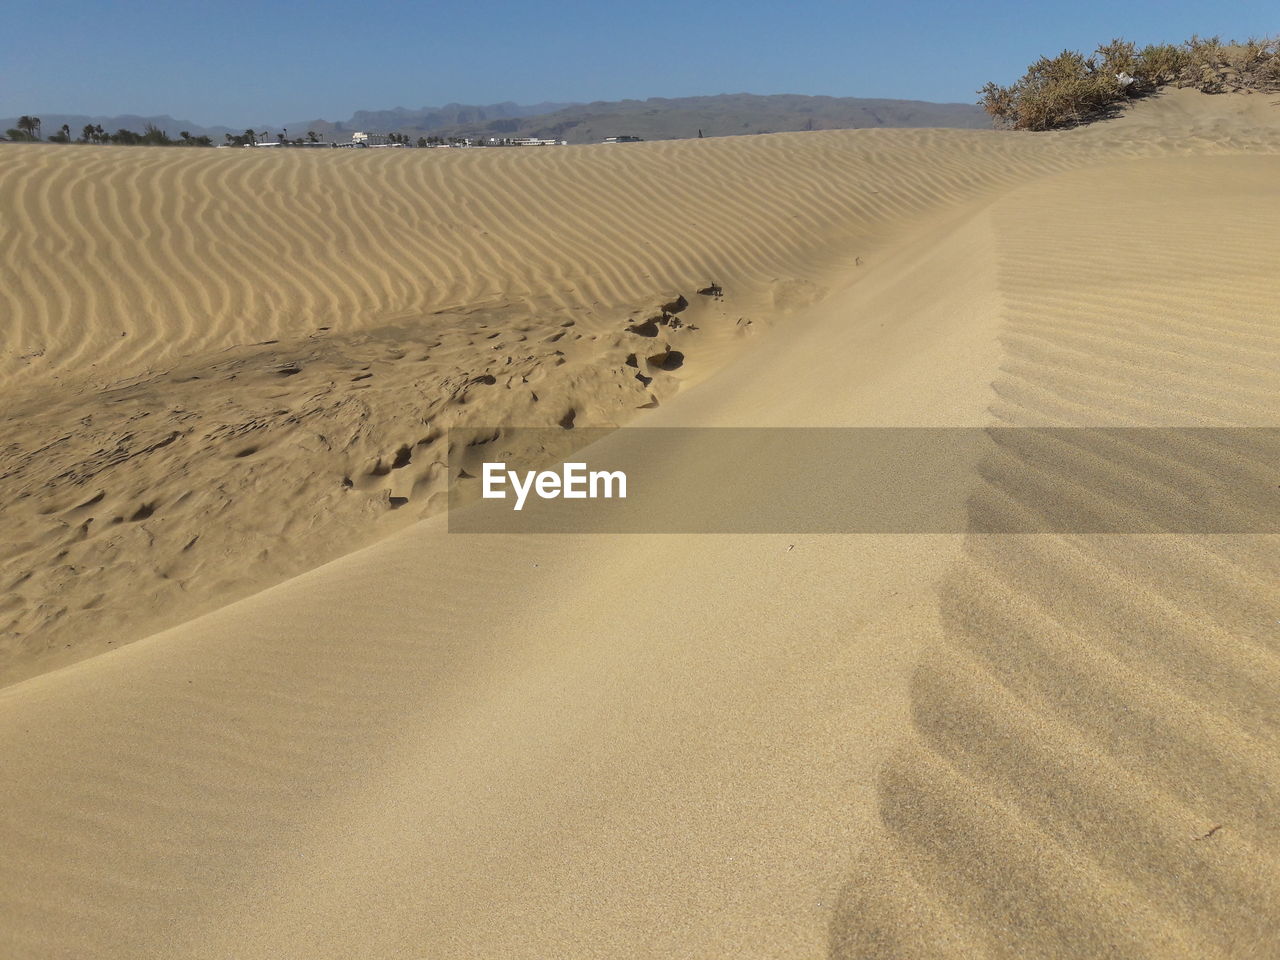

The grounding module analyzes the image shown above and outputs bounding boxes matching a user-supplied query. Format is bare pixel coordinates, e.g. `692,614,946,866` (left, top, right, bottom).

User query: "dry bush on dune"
981,35,1280,130
978,49,1126,131
1134,43,1186,86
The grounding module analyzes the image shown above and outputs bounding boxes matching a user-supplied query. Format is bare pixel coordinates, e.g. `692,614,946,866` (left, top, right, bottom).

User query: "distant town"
1,116,646,148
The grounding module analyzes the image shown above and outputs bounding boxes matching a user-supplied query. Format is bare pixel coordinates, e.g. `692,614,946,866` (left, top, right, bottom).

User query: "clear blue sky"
2,0,1275,125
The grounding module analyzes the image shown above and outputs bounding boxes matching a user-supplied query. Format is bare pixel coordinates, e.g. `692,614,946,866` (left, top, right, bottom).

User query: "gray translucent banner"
446,428,1279,533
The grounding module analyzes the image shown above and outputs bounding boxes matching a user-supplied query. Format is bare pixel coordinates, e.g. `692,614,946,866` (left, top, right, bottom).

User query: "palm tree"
17,115,41,140
60,123,71,142
81,124,95,143
307,130,318,143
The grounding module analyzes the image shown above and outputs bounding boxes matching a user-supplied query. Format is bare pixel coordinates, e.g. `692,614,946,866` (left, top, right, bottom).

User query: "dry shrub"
979,48,1125,130
1135,44,1187,85
981,35,1280,129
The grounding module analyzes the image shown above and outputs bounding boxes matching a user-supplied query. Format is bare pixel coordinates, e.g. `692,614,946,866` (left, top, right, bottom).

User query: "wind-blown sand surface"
2,89,1279,957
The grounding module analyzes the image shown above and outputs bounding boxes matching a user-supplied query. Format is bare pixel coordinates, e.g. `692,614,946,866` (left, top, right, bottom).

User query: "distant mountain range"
4,94,988,145
425,94,989,143
288,102,580,140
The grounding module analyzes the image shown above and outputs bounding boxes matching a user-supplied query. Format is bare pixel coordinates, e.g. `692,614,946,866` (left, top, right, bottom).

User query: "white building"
350,131,405,147
486,137,567,147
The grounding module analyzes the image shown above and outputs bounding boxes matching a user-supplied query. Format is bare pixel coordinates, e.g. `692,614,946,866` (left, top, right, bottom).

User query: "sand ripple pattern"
3,130,1122,390
831,158,1280,958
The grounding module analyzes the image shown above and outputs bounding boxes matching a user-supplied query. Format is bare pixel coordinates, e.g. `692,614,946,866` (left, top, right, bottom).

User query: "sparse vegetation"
3,117,214,146
103,123,212,146
6,115,42,140
980,35,1280,130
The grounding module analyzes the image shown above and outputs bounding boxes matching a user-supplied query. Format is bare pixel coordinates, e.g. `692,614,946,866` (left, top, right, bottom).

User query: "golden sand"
1,88,1278,957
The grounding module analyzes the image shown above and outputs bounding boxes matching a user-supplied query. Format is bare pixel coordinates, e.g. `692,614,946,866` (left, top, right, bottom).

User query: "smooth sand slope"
2,89,1279,957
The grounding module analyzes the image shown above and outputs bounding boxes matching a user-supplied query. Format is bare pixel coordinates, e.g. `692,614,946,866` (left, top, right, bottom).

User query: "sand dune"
1,125,1090,390
1,90,1279,957
1,115,1108,681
